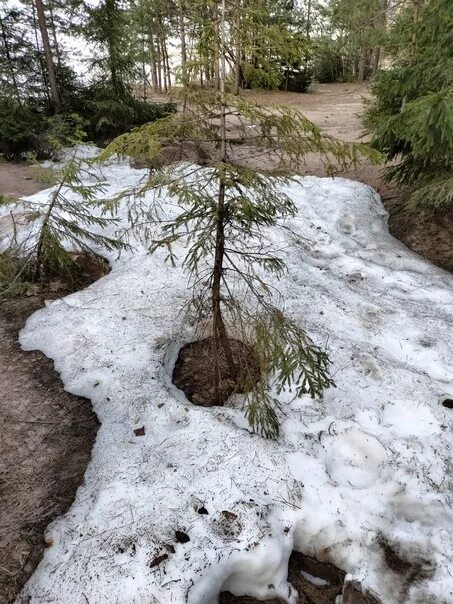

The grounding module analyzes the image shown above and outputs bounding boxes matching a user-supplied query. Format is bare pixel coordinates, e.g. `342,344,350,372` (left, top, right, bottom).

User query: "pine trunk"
178,0,188,86
357,47,367,82
211,0,236,403
34,0,60,112
105,0,121,95
0,16,21,103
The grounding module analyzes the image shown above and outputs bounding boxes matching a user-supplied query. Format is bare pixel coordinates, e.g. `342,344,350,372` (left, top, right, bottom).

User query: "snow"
13,150,453,603
300,570,330,587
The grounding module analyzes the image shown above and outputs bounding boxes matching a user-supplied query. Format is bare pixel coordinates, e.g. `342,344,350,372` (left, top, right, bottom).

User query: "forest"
0,1,452,604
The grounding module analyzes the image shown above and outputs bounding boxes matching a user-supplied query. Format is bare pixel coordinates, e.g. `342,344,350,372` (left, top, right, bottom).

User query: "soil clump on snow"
173,337,260,406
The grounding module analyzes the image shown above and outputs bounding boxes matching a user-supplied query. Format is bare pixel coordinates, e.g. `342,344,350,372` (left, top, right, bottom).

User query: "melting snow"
300,570,330,587
12,151,453,603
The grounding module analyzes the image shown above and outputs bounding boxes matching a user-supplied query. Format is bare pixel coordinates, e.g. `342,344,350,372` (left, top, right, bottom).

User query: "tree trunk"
164,40,171,89
48,2,62,70
402,0,422,110
34,0,60,112
372,0,388,74
178,0,188,86
149,30,159,92
213,3,220,91
159,37,167,91
304,0,312,72
372,46,381,72
105,0,121,95
211,0,236,403
233,2,241,95
0,16,21,103
357,46,367,82
31,1,50,102
409,0,422,63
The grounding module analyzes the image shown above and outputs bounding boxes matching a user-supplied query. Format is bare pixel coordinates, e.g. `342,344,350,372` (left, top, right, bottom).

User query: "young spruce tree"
0,149,128,296
101,0,378,437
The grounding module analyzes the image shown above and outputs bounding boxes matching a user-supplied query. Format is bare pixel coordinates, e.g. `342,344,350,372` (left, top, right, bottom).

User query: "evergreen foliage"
366,0,453,214
101,88,380,437
0,152,128,295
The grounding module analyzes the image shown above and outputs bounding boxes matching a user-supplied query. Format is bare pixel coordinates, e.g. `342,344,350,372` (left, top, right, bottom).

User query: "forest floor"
0,82,451,604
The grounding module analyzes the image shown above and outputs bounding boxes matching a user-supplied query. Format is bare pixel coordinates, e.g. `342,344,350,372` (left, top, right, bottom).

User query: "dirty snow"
13,150,453,603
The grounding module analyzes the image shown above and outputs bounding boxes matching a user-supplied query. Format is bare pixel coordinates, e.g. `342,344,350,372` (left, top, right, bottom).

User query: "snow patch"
15,157,453,604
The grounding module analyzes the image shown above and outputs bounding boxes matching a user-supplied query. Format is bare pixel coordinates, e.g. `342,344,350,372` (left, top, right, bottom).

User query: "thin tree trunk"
105,0,121,95
157,46,162,92
149,29,158,92
159,38,167,91
31,1,50,101
402,0,422,110
304,0,311,72
213,3,220,91
0,16,21,103
164,40,171,88
178,0,188,86
372,0,388,73
34,0,60,112
409,0,421,63
357,46,367,82
233,2,241,94
212,0,236,403
142,38,147,100
48,2,62,70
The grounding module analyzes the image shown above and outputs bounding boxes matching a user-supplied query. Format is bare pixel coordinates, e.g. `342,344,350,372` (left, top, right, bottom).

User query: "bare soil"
173,337,260,406
0,292,98,604
0,161,49,199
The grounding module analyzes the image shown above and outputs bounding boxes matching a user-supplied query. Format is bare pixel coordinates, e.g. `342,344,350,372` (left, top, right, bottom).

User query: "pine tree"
366,0,453,214
100,1,379,437
0,151,128,294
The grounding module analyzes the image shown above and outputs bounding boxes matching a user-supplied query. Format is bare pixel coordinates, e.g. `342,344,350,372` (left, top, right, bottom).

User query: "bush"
366,0,453,215
86,89,176,143
279,65,312,93
0,88,176,159
0,98,45,160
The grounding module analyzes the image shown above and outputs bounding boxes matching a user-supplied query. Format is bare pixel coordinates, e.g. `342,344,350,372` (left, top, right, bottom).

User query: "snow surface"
14,150,453,603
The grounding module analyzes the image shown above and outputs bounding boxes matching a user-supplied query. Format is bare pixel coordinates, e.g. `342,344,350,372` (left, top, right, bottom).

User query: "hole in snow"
220,551,379,604
172,337,260,407
442,398,453,409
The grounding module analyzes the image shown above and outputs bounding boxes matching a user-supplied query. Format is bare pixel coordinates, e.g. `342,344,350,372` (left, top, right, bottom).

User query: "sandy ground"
0,162,49,199
0,294,98,604
0,82,451,604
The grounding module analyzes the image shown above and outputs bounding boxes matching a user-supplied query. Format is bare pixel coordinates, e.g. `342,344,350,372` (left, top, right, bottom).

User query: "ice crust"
15,152,453,603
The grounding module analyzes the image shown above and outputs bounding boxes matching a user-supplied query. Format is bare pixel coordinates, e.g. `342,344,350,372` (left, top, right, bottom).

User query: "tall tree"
366,0,453,214
34,0,61,111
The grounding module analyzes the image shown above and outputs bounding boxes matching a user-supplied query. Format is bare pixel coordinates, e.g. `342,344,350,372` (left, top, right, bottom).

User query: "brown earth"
0,82,450,604
173,337,260,406
0,292,98,604
0,161,49,199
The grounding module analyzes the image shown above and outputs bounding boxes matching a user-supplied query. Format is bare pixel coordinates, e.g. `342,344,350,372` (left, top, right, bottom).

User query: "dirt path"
0,162,49,199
